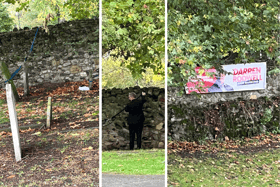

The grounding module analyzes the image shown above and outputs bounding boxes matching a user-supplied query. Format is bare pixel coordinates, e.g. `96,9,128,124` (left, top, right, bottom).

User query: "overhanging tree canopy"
1,0,98,22
0,3,14,32
168,0,280,93
102,0,165,78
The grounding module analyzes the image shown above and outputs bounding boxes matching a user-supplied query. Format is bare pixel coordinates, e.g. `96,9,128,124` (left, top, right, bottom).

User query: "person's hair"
129,92,136,99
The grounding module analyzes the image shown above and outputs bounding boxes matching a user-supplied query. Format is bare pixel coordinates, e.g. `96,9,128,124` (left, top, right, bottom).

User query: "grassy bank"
102,149,165,175
168,134,280,186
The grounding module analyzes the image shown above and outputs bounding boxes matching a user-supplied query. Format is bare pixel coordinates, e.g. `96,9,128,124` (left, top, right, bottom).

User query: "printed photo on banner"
185,62,266,94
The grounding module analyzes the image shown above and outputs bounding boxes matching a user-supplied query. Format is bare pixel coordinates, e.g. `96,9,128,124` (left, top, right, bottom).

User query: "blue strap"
25,27,39,62
4,27,39,83
5,65,22,83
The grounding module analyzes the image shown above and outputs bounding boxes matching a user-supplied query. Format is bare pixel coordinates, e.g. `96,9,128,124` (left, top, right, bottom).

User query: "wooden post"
23,62,29,96
6,84,21,162
89,69,93,90
46,97,52,128
0,62,19,101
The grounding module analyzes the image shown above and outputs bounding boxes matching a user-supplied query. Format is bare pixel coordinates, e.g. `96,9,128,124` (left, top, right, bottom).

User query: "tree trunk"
0,62,19,101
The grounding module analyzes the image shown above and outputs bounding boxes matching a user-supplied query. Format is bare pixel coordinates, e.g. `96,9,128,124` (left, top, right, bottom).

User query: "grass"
168,148,280,186
102,149,165,175
0,99,9,124
0,89,99,126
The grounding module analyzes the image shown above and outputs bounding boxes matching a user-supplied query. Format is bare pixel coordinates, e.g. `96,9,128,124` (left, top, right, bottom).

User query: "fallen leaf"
82,146,93,150
7,175,15,179
84,113,91,117
71,133,79,136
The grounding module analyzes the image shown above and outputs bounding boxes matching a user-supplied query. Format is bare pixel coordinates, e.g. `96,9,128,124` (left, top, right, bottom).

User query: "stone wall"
102,86,165,150
0,18,99,88
168,69,280,141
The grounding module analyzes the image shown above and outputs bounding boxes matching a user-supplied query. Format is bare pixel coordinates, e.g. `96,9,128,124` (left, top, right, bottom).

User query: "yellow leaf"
198,68,205,76
71,133,79,136
32,132,41,136
82,146,93,150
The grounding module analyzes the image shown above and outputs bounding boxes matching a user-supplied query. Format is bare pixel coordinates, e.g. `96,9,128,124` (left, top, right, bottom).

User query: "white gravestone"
6,84,21,162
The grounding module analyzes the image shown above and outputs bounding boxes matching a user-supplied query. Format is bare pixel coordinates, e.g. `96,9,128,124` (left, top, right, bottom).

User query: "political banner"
185,62,266,94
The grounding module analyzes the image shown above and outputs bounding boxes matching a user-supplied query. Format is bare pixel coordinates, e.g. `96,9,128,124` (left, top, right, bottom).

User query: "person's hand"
142,92,146,96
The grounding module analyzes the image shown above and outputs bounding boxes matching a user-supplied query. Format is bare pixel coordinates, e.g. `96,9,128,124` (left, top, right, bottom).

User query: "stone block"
70,65,81,74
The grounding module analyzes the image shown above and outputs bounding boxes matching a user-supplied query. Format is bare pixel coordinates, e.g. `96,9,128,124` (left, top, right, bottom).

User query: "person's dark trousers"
129,123,144,150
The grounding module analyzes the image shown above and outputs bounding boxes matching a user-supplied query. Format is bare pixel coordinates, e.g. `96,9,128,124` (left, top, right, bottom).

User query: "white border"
99,1,167,186
165,0,167,186
185,62,267,94
99,0,102,186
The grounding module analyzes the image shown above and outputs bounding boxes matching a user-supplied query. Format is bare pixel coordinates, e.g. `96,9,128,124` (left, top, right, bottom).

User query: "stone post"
46,97,52,128
89,69,93,90
23,62,29,96
6,84,21,162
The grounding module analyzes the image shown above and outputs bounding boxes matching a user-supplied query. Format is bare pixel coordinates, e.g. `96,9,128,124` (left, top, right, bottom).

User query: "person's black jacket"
125,95,147,125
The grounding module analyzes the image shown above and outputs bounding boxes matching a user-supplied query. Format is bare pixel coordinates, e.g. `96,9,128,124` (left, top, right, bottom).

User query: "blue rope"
3,27,39,84
5,65,22,83
25,27,39,62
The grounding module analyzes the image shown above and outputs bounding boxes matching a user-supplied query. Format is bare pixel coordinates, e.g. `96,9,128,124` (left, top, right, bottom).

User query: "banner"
185,62,266,94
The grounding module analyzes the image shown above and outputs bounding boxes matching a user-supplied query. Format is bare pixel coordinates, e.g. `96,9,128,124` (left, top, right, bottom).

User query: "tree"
102,52,164,89
1,0,98,25
102,0,165,78
63,0,98,19
168,0,280,94
0,3,14,32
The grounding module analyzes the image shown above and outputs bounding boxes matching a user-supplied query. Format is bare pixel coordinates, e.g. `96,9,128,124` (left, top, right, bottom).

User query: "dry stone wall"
168,65,280,141
102,86,165,150
0,18,99,88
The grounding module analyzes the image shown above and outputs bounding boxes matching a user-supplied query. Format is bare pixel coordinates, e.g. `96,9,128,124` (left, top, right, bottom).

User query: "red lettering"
248,68,252,73
238,69,243,75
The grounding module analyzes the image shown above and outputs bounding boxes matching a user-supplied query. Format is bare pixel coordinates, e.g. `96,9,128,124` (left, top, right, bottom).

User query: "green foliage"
168,0,280,91
103,0,165,78
103,52,164,89
272,127,280,134
260,108,273,126
63,0,98,19
0,3,14,32
2,0,98,30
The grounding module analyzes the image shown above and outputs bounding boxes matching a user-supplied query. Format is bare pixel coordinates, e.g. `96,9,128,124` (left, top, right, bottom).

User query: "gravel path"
102,174,165,187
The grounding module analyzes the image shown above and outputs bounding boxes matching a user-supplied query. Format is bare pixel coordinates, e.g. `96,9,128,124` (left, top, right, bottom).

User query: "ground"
0,80,99,187
168,133,280,186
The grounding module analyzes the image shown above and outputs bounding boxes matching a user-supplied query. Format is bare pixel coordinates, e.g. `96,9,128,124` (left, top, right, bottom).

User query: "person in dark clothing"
125,92,147,150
